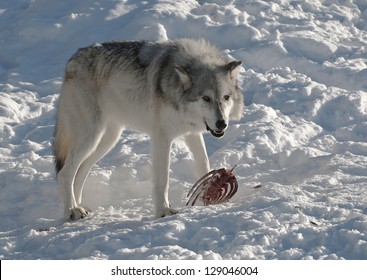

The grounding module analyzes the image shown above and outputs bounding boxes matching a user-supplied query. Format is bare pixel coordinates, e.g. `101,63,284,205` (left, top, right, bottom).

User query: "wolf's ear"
175,66,192,91
225,60,242,79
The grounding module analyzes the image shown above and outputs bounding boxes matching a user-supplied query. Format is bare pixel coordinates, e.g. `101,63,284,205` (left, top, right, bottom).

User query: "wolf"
53,38,243,220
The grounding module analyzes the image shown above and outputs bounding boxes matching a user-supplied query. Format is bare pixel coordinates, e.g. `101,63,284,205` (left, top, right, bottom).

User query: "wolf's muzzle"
206,122,225,138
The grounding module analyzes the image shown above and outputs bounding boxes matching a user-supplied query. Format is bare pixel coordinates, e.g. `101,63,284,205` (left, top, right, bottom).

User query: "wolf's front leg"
151,133,178,218
184,133,210,178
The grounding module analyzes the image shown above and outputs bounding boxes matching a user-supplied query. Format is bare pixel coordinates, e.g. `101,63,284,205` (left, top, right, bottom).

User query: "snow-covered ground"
1,0,366,260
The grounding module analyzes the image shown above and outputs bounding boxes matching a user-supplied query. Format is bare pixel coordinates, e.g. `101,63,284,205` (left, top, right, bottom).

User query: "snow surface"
1,0,367,260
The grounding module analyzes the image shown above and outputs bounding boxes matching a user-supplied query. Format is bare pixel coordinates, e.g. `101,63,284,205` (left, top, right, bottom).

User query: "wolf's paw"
159,207,179,218
66,206,90,221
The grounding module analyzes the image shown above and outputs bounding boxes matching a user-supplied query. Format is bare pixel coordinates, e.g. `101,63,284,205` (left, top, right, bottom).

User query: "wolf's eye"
202,96,211,102
224,95,230,101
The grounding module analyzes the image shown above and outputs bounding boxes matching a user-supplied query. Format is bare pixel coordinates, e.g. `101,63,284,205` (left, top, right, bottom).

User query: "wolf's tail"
53,115,70,174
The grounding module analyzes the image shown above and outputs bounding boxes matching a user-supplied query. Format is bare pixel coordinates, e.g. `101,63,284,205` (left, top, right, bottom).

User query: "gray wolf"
53,38,243,220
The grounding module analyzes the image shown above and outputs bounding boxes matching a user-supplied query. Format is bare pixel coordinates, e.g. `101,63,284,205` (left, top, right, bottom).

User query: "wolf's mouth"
206,122,225,138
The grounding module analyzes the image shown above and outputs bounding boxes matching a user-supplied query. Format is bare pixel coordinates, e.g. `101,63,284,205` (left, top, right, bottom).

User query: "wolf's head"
175,52,244,137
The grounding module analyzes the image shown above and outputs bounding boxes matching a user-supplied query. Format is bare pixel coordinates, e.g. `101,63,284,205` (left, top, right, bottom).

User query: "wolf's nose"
216,120,227,130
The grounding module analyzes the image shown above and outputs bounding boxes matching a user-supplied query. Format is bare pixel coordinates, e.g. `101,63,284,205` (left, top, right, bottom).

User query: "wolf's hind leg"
58,126,104,221
74,124,123,205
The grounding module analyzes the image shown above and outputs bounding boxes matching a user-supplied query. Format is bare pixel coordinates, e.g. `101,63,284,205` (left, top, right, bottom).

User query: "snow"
0,0,367,260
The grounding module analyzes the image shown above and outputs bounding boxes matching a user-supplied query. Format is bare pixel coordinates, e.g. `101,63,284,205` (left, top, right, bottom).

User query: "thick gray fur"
54,38,243,220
